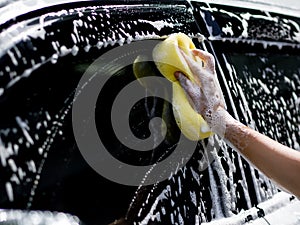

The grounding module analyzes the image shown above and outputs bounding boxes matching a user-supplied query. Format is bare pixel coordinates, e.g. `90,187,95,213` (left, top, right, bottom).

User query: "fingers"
179,48,215,72
179,50,212,88
174,71,197,97
179,49,200,71
179,50,204,84
174,71,203,112
174,71,192,90
191,49,215,71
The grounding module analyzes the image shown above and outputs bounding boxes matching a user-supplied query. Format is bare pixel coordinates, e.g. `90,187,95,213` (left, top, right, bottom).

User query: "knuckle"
206,53,214,62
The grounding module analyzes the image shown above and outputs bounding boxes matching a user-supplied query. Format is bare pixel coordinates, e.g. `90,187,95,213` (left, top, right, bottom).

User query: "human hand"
174,49,228,135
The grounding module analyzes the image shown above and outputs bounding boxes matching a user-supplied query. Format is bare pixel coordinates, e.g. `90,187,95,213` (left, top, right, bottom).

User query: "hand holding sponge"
152,33,213,140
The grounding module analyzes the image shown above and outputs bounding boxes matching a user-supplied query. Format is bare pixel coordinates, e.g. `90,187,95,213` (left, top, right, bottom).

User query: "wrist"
208,107,235,137
223,113,252,151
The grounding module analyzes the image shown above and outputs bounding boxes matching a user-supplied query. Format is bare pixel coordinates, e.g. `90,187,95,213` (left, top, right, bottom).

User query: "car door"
0,0,299,225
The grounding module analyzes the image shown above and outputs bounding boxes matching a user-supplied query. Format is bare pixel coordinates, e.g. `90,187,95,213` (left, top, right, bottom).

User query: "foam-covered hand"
175,49,227,135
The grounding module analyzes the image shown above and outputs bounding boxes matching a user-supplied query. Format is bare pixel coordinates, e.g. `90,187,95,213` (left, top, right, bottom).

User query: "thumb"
174,71,190,89
174,71,203,113
174,72,200,97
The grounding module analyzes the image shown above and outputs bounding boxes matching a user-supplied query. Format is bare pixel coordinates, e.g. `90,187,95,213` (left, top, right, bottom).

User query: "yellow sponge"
153,33,212,140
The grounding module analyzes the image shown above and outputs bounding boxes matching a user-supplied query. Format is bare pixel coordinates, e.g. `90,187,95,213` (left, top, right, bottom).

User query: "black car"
0,0,299,224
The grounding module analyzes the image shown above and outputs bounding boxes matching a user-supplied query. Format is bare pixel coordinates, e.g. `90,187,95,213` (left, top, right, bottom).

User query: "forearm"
174,50,300,197
219,108,300,198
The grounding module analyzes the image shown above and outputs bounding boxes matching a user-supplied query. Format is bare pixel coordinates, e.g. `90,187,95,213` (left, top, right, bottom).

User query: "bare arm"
175,49,300,198
221,107,300,198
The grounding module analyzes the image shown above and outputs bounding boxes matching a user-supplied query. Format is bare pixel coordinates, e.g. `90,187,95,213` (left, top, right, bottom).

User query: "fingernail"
174,71,181,79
